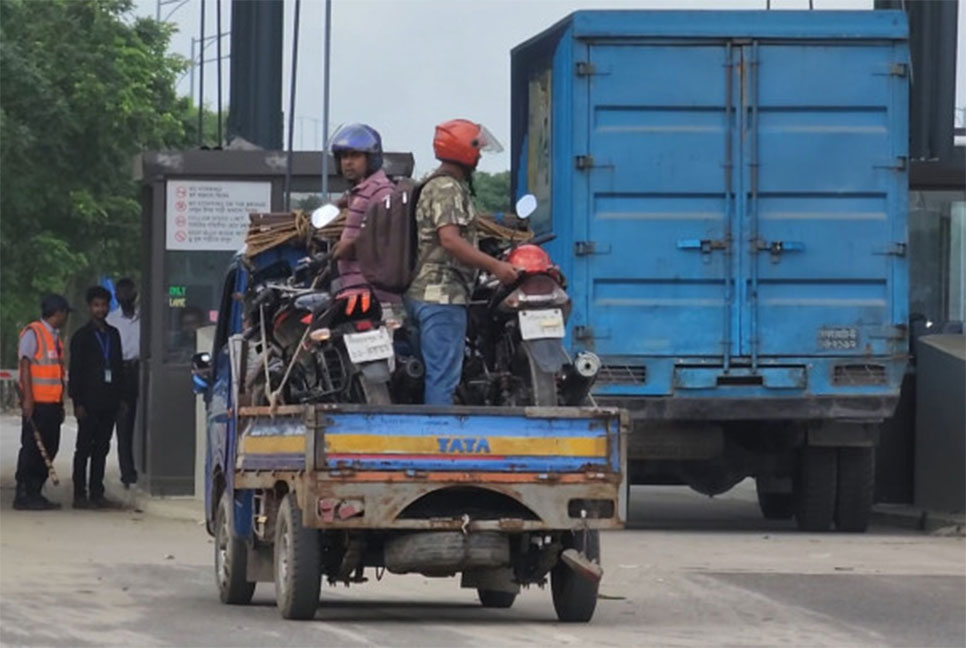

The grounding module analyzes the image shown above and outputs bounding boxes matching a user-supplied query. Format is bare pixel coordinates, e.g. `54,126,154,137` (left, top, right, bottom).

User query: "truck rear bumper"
595,394,900,422
234,471,624,531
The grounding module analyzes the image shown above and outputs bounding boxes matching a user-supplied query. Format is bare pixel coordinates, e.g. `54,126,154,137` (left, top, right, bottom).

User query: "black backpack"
354,171,454,294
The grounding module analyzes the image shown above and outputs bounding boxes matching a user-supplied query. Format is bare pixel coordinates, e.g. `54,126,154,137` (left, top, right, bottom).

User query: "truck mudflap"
234,404,627,531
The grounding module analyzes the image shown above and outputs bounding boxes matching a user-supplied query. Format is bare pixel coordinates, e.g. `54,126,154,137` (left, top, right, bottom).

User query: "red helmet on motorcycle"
433,119,503,168
508,244,552,273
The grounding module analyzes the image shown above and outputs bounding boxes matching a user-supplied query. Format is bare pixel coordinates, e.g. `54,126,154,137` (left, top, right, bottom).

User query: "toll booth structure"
137,150,415,495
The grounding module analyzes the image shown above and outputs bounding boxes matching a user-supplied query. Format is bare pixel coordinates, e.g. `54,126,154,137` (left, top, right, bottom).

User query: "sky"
134,0,966,174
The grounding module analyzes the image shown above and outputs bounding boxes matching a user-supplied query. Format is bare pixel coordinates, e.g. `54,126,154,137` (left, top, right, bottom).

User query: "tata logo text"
437,437,492,454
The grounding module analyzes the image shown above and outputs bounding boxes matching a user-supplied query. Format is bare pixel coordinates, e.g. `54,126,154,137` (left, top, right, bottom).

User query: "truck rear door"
576,37,907,370
742,41,908,362
576,42,738,365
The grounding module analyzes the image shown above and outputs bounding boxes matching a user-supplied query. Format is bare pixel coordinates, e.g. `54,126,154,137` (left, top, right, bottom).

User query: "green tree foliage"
472,170,511,214
0,0,198,361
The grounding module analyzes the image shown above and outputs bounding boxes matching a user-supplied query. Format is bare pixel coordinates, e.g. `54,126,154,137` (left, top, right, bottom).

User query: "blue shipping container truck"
511,10,909,532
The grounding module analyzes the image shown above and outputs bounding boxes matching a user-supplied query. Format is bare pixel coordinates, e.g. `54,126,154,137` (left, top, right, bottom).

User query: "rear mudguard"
521,339,570,374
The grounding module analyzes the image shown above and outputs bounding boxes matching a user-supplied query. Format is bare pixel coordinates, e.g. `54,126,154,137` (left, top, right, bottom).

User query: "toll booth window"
165,250,235,363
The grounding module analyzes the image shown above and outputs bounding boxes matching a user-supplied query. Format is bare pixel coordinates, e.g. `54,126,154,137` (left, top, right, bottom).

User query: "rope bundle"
245,210,532,259
245,210,314,258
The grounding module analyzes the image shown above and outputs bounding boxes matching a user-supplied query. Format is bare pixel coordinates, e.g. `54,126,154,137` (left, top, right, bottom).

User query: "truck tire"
274,493,321,620
755,480,795,520
794,447,837,532
551,530,600,623
835,447,875,533
215,492,256,605
477,589,517,608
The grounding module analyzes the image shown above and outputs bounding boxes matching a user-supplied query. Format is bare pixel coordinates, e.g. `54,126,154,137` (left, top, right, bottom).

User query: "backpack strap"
408,169,464,284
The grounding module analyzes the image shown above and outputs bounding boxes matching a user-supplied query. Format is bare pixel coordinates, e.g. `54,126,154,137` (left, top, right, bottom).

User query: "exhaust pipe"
561,351,601,405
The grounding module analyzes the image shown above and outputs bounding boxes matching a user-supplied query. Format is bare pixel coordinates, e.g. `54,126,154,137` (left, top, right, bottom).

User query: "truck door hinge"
874,242,907,257
889,63,908,77
574,241,611,256
575,62,596,76
874,156,907,171
575,241,596,256
575,155,594,170
574,326,594,340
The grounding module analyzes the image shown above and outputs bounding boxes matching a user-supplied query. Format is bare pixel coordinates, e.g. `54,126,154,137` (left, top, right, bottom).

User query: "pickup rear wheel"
551,530,600,623
215,492,256,605
274,493,321,620
477,589,517,608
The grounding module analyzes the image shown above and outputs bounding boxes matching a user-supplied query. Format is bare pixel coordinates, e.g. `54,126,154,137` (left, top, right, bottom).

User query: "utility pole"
321,0,332,199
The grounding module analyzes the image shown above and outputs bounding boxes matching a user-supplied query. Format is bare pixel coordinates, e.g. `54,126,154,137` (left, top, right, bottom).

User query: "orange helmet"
433,119,503,168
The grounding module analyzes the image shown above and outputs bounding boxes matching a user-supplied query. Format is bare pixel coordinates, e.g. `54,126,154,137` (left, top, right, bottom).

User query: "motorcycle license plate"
519,309,565,340
344,327,394,364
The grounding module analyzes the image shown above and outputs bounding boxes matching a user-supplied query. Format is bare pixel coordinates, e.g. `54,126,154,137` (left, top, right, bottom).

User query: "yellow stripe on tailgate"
325,434,607,457
241,435,306,455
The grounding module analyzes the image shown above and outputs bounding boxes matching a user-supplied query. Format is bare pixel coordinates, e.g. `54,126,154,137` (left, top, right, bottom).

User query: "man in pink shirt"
329,123,401,321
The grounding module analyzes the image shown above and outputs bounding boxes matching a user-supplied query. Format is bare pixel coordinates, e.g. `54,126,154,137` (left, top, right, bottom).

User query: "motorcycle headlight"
309,327,332,342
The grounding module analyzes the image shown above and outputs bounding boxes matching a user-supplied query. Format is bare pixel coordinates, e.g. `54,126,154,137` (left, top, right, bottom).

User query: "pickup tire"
551,530,600,623
274,493,321,620
755,480,795,520
477,589,517,608
794,447,837,532
215,492,256,605
835,447,874,533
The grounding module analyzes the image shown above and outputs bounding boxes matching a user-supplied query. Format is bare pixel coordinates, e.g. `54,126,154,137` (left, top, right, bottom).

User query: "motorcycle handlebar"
530,232,556,246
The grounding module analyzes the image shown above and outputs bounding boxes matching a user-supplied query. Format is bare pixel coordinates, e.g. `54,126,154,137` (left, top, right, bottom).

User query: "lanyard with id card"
95,330,112,384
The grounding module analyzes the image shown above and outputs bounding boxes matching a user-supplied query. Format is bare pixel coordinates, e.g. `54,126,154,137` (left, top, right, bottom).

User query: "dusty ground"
1,414,964,647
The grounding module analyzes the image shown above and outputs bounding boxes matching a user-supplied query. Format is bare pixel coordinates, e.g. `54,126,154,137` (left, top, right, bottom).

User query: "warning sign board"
165,180,272,251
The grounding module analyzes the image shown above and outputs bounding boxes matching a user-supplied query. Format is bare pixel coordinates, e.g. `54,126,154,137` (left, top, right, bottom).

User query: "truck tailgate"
234,405,626,531
237,405,623,475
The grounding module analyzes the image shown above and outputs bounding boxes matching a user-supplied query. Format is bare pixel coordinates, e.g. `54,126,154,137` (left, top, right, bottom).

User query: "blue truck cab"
510,10,910,532
193,240,627,621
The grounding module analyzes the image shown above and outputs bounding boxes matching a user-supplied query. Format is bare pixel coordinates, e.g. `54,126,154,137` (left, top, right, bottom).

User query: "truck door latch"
754,239,805,262
677,239,729,254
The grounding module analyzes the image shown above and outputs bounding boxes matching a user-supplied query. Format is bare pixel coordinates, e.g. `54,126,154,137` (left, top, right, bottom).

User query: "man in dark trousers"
107,277,139,488
69,286,123,509
14,294,70,510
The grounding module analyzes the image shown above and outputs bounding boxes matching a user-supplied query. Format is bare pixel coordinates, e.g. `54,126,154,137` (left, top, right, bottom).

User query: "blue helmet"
329,123,383,176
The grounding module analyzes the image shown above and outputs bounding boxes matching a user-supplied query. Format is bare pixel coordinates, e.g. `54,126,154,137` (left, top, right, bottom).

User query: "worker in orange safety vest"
15,294,70,510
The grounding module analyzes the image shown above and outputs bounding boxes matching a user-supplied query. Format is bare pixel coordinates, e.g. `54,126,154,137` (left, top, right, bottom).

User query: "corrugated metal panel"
511,10,910,400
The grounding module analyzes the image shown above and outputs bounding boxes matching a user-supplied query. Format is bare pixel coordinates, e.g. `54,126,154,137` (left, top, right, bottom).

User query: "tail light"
507,244,552,273
354,320,374,332
500,274,569,311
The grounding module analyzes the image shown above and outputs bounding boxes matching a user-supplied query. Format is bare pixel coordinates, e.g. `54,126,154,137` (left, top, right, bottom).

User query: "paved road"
1,414,964,647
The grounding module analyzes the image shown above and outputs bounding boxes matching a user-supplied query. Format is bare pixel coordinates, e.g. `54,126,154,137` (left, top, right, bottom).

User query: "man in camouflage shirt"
405,120,519,405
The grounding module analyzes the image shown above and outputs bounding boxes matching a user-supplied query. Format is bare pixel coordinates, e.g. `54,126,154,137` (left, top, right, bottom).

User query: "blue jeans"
405,298,467,406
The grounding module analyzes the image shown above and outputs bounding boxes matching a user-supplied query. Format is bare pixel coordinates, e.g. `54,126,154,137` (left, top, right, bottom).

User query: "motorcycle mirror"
311,204,340,229
515,194,538,220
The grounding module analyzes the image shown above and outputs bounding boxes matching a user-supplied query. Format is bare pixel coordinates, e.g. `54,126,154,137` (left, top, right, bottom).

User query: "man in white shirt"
106,278,140,488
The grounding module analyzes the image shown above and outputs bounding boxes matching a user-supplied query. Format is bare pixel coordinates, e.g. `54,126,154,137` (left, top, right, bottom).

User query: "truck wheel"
215,492,256,605
551,530,600,623
478,589,517,608
274,493,321,620
794,447,837,532
756,480,795,520
835,447,875,533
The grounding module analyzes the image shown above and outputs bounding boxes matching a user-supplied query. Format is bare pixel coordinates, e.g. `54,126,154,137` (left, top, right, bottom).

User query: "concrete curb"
871,504,966,536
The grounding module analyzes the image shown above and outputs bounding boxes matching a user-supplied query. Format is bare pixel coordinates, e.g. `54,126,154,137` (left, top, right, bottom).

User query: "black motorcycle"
459,197,600,407
243,206,395,406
